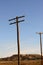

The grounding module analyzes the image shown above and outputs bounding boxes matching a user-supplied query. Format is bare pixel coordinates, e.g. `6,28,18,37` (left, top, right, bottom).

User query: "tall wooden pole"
16,17,20,65
36,32,43,65
40,33,42,65
9,16,25,65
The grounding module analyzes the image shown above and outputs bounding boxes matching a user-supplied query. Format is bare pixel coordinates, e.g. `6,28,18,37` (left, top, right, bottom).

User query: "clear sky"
0,0,43,58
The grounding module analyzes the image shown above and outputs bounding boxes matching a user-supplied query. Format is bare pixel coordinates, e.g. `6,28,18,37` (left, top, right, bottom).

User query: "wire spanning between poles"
9,16,25,65
36,32,43,65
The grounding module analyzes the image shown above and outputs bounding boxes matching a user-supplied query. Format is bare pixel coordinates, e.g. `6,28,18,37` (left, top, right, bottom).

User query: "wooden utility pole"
9,16,25,65
36,32,43,65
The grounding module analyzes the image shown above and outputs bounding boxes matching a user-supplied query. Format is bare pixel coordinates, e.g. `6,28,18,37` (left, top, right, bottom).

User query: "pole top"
18,15,25,18
9,16,25,21
36,32,43,34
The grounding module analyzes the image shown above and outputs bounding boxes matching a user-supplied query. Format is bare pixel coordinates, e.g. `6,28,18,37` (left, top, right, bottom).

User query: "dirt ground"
0,60,43,65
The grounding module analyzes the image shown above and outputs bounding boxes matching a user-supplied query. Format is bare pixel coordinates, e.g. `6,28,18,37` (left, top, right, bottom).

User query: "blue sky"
0,0,43,58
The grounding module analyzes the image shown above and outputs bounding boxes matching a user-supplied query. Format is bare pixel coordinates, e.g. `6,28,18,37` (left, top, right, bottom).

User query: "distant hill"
0,54,43,61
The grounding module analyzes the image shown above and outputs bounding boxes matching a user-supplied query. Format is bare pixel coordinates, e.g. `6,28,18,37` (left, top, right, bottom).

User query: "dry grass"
0,60,43,65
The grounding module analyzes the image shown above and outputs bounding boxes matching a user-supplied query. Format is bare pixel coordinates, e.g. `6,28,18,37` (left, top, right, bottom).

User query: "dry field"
0,60,43,65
